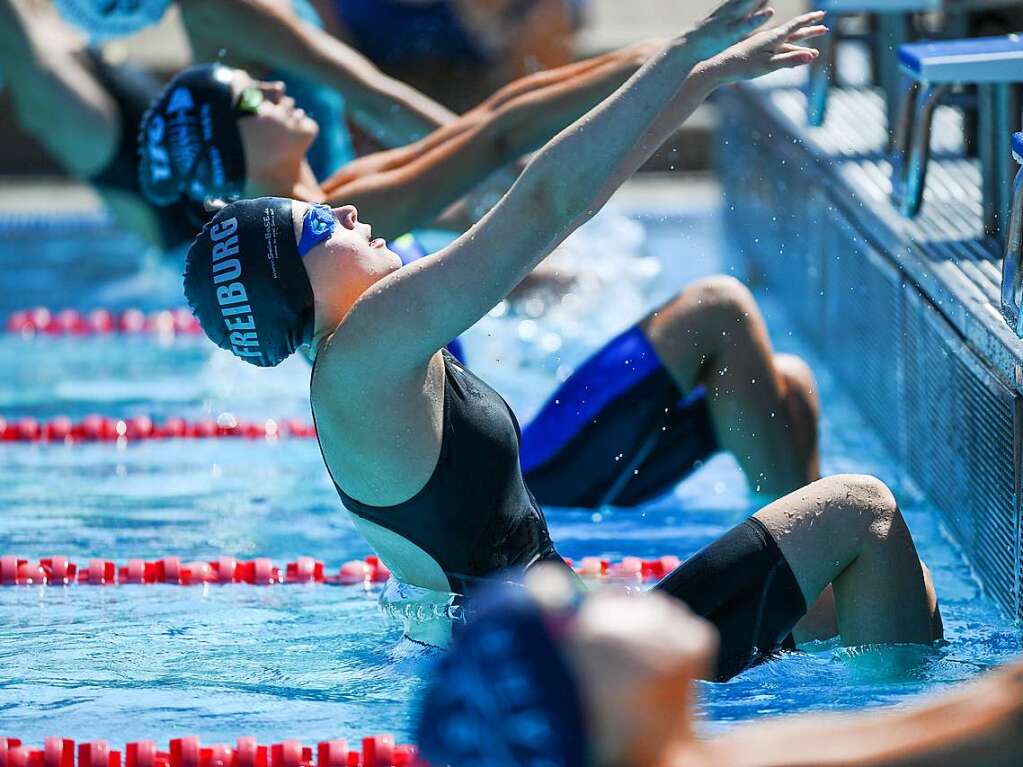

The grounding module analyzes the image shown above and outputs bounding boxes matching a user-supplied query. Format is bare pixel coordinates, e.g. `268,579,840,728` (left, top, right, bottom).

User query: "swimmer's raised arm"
180,0,456,146
320,41,669,238
323,3,826,374
319,39,664,197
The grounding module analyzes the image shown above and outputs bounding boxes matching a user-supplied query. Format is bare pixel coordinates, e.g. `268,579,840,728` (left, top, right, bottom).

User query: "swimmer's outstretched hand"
686,0,777,59
704,10,829,84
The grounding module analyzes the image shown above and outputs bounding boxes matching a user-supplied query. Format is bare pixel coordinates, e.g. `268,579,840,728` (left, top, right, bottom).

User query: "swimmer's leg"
641,276,820,497
0,0,118,177
655,475,940,680
756,474,940,648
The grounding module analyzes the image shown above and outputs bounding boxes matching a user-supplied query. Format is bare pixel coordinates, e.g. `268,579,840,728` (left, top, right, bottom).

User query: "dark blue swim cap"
184,197,314,367
54,0,171,39
417,582,589,767
139,64,247,206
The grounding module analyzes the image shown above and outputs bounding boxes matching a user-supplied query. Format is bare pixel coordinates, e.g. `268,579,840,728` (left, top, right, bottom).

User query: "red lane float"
0,416,316,443
0,736,420,767
0,553,680,588
4,308,202,338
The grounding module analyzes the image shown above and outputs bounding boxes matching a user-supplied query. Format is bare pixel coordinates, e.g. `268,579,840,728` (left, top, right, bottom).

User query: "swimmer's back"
312,349,562,594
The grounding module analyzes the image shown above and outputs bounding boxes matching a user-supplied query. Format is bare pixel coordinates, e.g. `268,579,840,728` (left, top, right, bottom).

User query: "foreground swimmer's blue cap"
184,197,314,367
416,582,589,767
53,0,171,40
139,65,247,206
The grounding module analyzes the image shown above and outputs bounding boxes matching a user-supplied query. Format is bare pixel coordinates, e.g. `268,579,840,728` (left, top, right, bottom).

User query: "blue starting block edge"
898,33,1023,82
1013,132,1023,165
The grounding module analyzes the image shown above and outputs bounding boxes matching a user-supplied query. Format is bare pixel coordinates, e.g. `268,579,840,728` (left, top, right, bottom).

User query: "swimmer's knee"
688,275,758,320
652,276,759,338
824,473,899,530
775,354,815,394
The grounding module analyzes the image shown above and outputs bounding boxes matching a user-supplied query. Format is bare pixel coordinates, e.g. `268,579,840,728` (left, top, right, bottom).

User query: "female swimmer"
145,44,820,504
184,1,940,681
418,567,1016,767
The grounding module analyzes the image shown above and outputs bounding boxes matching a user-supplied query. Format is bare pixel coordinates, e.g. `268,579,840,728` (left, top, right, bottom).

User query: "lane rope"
0,416,315,443
4,308,201,337
0,554,681,587
0,735,420,767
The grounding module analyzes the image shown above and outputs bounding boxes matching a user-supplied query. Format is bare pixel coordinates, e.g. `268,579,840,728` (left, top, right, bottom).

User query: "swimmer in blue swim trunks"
183,1,942,681
141,37,819,504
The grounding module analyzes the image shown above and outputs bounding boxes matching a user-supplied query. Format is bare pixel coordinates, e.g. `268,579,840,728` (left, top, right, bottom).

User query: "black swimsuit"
320,352,807,681
329,351,566,594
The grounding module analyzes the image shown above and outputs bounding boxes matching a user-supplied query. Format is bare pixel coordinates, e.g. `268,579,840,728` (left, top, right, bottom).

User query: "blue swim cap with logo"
184,197,314,367
139,64,247,206
54,0,171,39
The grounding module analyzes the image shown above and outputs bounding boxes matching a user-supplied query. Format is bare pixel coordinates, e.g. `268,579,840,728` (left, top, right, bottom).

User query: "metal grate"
903,288,1019,615
822,209,905,457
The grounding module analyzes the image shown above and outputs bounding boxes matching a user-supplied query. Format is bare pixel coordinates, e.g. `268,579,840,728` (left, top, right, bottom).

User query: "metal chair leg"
891,78,921,208
806,33,834,127
894,81,949,217
1002,165,1023,335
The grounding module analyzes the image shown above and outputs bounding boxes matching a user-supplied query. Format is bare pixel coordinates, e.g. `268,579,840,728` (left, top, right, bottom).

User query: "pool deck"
717,69,1023,621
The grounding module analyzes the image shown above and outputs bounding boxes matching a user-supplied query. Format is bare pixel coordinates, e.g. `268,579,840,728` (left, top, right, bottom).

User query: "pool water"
0,190,1019,744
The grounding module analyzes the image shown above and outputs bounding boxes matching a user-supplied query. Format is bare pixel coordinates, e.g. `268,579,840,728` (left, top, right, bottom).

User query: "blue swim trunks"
520,324,718,508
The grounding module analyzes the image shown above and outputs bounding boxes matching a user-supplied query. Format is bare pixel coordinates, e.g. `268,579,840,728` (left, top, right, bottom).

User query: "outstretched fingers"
780,9,827,33
786,23,829,43
769,47,818,70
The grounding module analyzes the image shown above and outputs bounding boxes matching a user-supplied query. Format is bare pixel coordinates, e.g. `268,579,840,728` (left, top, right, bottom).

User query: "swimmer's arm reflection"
180,0,456,146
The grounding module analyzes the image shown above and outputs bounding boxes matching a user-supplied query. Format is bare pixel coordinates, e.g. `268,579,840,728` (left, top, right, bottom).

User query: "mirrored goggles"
298,203,337,257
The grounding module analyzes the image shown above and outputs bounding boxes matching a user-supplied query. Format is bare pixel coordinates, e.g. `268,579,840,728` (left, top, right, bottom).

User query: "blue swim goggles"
298,203,337,257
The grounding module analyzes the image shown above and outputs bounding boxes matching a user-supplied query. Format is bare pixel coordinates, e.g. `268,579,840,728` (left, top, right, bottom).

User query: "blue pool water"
0,191,1020,744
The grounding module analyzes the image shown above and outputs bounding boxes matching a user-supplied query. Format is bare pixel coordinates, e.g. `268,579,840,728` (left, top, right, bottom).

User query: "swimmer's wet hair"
138,64,247,206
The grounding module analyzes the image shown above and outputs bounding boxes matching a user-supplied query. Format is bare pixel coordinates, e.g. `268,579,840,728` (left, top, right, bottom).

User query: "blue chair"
890,34,1022,234
805,1,1014,129
806,1,940,128
999,132,1023,335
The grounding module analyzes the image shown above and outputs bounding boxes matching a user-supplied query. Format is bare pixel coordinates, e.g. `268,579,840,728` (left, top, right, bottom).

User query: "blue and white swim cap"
53,0,172,40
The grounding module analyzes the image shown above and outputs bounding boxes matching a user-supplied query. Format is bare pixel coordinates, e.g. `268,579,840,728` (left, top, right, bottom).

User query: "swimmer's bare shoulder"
310,330,447,508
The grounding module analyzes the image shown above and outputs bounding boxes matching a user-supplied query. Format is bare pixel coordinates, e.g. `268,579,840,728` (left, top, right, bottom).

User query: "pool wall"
717,79,1023,621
